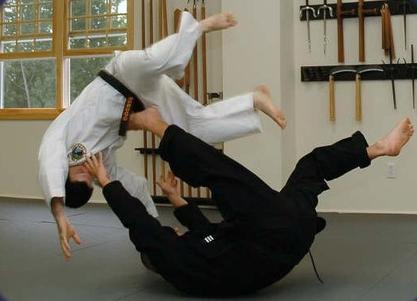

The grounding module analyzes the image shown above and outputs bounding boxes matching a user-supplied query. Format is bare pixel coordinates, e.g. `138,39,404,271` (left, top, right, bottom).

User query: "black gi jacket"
104,181,310,297
103,126,371,297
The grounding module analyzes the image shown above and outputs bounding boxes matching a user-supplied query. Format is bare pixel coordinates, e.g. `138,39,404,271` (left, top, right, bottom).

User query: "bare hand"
174,227,184,236
51,198,81,260
157,171,179,197
56,215,81,260
84,152,110,187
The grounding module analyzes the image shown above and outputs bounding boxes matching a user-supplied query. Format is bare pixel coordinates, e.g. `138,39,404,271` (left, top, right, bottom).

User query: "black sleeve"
103,181,161,230
174,202,211,231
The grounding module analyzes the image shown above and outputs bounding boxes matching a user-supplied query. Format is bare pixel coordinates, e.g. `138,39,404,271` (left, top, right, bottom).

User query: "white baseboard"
0,194,106,204
1,194,417,215
317,208,417,215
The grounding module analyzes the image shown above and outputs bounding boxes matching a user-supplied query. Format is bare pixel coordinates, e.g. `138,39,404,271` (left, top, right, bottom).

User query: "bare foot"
373,118,414,157
129,107,163,131
199,12,237,33
254,85,287,129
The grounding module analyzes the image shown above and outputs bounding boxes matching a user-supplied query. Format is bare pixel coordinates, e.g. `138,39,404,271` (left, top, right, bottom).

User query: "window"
0,0,133,119
67,0,128,51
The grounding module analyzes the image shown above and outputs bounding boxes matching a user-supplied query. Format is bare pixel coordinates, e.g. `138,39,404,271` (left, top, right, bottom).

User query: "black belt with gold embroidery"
98,70,145,136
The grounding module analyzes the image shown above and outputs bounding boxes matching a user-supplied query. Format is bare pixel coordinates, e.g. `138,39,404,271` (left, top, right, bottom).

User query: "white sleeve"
118,11,202,81
38,120,69,207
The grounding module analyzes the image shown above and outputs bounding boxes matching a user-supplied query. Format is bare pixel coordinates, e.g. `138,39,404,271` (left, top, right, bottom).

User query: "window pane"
111,0,127,14
71,0,86,17
0,0,53,53
108,34,126,47
91,0,108,16
2,59,56,108
4,6,17,23
21,22,36,35
17,40,35,52
39,21,52,34
3,23,17,36
34,39,51,51
71,17,86,31
3,41,17,53
69,37,86,49
69,56,112,103
89,36,107,48
111,15,126,29
91,16,108,30
39,2,53,19
67,0,128,50
21,4,36,21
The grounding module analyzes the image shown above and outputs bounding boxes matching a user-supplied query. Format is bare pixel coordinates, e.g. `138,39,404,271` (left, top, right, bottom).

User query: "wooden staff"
358,0,365,62
329,74,336,122
149,0,154,44
337,0,355,63
358,0,378,62
163,0,168,37
355,73,362,121
174,8,186,197
141,0,149,180
355,67,384,121
192,1,201,198
381,3,395,59
201,0,210,199
192,2,199,105
159,0,168,38
328,68,356,121
337,0,344,63
149,0,157,195
201,0,208,106
142,0,146,49
159,0,168,194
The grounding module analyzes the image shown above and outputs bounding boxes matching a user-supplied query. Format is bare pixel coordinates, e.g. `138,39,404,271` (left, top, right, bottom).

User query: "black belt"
98,70,146,136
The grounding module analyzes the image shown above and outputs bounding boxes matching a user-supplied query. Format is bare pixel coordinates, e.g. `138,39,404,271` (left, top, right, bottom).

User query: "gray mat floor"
1,197,417,301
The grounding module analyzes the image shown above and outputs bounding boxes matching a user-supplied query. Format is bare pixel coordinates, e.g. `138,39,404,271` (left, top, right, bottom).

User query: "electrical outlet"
387,162,397,179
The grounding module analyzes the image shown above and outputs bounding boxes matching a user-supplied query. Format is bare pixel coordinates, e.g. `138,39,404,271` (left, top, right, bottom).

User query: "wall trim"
2,194,417,215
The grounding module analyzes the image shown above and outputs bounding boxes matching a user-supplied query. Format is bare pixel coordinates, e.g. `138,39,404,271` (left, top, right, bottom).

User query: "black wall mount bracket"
301,63,417,82
300,0,417,21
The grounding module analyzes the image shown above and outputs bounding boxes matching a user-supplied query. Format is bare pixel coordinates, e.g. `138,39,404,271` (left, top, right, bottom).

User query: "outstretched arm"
84,153,168,253
39,121,82,260
51,198,81,260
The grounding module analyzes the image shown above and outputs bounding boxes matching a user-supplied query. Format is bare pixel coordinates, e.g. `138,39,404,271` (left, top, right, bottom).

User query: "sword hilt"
300,6,317,19
318,4,334,17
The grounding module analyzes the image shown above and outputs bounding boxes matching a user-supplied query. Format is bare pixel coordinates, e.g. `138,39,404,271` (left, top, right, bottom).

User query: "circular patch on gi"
69,143,87,165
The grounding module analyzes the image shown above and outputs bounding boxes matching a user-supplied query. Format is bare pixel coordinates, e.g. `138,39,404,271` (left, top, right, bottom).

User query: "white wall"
0,121,48,199
222,0,284,190
292,0,417,213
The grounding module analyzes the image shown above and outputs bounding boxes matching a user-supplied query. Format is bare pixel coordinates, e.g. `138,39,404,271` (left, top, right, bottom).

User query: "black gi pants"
103,125,371,296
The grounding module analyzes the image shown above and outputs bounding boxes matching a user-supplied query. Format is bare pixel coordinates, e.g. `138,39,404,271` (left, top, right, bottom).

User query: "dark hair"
65,179,93,209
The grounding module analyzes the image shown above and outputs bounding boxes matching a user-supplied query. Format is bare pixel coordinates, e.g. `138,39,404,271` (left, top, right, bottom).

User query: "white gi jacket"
38,12,262,213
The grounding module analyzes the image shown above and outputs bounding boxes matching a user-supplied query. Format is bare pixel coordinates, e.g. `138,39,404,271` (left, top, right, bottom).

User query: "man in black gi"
84,107,414,297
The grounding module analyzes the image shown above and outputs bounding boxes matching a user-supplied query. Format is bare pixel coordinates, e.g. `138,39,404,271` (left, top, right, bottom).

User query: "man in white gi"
39,11,286,260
